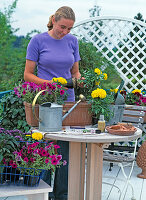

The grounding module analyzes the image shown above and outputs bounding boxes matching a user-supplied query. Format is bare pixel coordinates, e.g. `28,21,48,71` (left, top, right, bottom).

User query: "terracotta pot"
62,102,92,126
136,141,146,179
24,101,39,127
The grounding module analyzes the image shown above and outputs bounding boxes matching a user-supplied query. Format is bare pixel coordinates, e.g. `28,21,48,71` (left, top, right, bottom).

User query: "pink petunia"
57,85,61,88
46,153,50,157
28,148,33,154
22,90,26,95
50,155,56,159
30,158,35,163
41,149,47,157
54,145,60,149
51,158,58,165
12,163,17,168
18,152,22,156
9,160,14,166
45,159,49,164
24,157,29,163
57,155,62,161
63,160,67,166
49,142,54,145
60,90,65,95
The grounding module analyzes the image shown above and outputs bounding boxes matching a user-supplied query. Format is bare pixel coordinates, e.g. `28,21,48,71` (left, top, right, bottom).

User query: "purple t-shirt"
26,32,81,101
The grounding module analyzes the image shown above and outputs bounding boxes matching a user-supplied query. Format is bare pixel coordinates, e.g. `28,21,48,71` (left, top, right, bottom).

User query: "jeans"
42,140,69,200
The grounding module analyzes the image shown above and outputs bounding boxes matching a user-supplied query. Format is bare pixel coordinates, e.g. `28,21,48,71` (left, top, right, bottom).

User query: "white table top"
32,127,142,143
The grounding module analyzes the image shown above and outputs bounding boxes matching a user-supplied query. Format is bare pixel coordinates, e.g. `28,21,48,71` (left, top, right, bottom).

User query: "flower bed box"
24,101,92,127
62,102,92,126
24,101,39,127
0,166,44,187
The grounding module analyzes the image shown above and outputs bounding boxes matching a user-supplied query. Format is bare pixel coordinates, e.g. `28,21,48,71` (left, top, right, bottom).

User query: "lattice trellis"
71,16,146,92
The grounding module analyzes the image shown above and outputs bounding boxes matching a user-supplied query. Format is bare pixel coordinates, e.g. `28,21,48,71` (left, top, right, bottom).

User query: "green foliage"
0,0,39,91
89,94,114,120
75,40,122,98
0,133,18,164
0,91,30,132
78,40,121,87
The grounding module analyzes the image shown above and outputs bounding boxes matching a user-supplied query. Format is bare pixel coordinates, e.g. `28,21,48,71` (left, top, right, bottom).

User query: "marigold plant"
82,67,114,120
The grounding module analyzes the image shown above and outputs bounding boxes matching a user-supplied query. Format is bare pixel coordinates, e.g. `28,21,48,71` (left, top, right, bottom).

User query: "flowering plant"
81,67,114,120
0,131,19,166
0,128,66,176
13,140,64,175
14,80,68,105
120,89,146,106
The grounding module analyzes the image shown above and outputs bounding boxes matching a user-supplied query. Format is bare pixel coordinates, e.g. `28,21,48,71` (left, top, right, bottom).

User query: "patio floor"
0,162,145,200
102,162,146,200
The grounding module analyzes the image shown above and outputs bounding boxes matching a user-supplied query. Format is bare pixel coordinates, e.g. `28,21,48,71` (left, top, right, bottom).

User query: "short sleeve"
73,38,81,62
26,36,39,62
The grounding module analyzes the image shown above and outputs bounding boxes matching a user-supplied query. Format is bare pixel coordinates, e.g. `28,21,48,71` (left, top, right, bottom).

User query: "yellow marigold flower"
98,89,107,98
58,77,67,85
52,77,67,85
91,88,106,99
132,89,141,94
114,89,118,93
32,132,43,140
103,73,108,80
52,78,57,82
95,81,100,85
94,68,102,75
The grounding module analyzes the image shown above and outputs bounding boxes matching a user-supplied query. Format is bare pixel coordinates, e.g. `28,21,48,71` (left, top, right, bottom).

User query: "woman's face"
52,17,74,39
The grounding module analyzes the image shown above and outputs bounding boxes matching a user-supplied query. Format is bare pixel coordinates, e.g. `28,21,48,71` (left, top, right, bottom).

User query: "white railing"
72,16,146,92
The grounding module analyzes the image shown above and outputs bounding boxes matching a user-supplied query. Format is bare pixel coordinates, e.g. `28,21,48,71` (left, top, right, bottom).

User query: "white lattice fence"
72,16,146,92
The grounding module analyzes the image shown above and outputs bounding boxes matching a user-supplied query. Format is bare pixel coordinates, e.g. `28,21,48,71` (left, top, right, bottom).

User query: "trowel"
114,80,125,105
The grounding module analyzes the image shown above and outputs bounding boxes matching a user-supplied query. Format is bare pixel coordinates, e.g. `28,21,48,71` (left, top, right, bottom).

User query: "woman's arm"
24,59,51,85
70,62,81,79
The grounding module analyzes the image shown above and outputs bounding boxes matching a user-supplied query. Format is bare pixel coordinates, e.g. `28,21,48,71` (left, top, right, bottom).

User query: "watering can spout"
62,94,86,121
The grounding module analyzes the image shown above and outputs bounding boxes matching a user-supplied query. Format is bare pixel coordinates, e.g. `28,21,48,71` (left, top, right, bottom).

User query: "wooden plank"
102,164,121,200
86,143,103,200
125,105,146,111
122,116,144,123
102,163,146,200
124,110,145,116
68,142,86,200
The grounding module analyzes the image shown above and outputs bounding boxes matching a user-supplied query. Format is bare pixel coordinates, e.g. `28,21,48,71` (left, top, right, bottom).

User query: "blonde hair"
47,6,75,30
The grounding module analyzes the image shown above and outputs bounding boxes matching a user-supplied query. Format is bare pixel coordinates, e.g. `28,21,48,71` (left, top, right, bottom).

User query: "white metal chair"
103,107,145,200
103,138,138,200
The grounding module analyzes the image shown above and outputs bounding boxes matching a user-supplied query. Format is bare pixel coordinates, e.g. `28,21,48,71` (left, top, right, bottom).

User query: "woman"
24,6,81,200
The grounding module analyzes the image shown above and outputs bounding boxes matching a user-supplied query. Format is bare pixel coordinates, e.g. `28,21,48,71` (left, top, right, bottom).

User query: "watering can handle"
32,89,46,122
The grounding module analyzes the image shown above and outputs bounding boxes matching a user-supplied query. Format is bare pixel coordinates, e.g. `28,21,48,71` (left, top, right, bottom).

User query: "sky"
0,0,146,36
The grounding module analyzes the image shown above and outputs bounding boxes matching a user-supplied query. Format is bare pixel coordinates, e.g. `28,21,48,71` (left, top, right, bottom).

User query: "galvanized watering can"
32,90,86,132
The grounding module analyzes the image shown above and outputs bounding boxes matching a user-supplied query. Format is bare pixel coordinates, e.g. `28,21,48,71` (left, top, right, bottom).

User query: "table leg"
68,142,86,200
86,143,103,200
26,192,48,200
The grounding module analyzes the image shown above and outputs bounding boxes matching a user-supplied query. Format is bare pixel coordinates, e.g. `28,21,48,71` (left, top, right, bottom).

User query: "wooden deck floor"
102,162,146,200
0,163,145,200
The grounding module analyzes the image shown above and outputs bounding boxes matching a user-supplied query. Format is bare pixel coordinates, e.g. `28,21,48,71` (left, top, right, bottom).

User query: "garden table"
34,127,142,200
